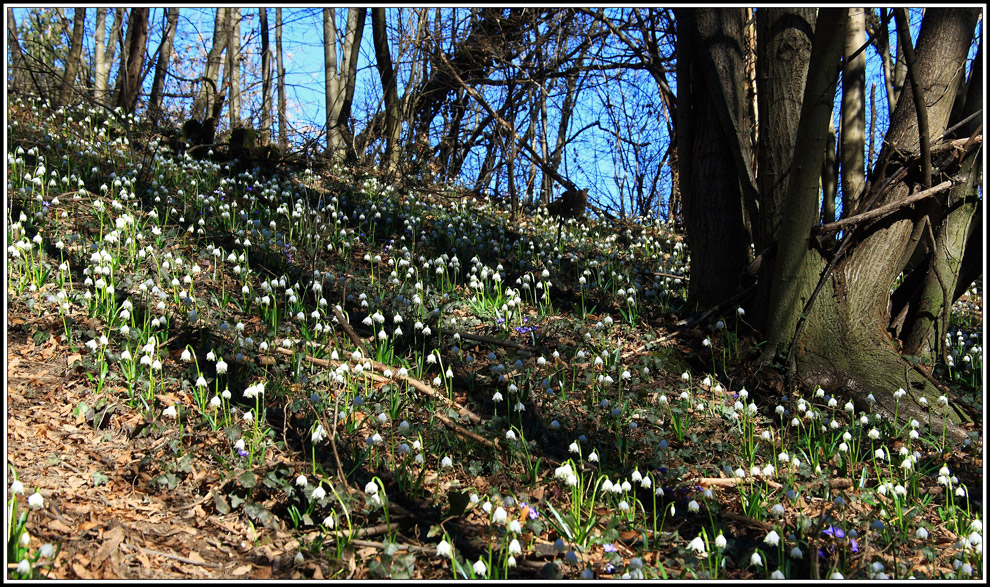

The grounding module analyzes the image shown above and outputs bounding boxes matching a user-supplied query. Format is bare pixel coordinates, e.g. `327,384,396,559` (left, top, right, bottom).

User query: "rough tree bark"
787,9,982,440
753,7,818,332
676,8,753,311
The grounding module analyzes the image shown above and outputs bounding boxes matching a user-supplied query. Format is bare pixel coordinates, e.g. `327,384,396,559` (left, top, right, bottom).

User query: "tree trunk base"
797,326,973,444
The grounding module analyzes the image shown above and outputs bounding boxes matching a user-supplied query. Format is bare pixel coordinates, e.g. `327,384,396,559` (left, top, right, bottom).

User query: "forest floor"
5,99,985,580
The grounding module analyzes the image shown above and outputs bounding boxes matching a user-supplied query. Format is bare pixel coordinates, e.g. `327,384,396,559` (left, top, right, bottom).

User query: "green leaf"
447,490,470,518
92,471,110,487
214,493,231,514
73,400,90,418
239,471,257,489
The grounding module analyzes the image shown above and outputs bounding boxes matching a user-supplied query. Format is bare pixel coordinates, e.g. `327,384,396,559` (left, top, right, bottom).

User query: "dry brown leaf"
92,525,126,566
252,566,273,580
187,551,207,564
48,518,74,534
72,561,93,579
231,564,253,576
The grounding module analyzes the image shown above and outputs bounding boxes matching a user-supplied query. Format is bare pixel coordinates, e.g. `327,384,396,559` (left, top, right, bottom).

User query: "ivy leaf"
239,471,257,489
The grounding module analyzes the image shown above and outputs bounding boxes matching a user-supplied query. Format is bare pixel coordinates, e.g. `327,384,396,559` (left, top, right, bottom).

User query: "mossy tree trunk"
679,8,982,441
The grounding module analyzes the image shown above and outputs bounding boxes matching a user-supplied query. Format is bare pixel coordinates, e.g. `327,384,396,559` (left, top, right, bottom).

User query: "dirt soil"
6,311,334,580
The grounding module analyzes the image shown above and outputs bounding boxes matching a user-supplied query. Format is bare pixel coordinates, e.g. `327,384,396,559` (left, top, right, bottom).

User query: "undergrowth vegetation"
6,98,984,579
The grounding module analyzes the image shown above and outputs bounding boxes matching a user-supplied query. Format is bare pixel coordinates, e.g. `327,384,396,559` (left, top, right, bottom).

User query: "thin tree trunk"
276,8,288,147
148,7,179,120
115,8,149,115
840,7,866,215
193,8,228,122
93,8,107,103
260,9,272,146
227,8,241,129
56,8,86,106
324,8,367,162
371,8,402,171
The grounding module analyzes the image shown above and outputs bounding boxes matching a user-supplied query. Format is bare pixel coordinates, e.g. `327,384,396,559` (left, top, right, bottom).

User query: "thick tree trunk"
753,7,817,331
677,8,753,310
795,8,981,440
763,8,848,356
57,8,86,107
148,7,179,120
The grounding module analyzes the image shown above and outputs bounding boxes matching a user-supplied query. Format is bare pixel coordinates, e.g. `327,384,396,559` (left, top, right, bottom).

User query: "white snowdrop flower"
750,551,763,566
472,558,487,576
687,535,706,554
771,569,786,580
163,405,178,419
436,539,452,558
296,475,308,487
588,451,599,462
764,530,780,546
28,491,45,509
441,456,453,468
312,486,327,500
688,500,700,512
789,546,803,559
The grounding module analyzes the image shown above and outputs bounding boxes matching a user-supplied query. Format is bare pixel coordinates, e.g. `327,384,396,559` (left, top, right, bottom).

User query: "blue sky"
8,7,972,218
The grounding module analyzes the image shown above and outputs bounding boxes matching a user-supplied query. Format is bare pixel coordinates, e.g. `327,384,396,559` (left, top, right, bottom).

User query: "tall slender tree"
147,7,179,120
259,8,272,145
227,7,241,129
275,8,288,147
114,7,149,114
56,8,86,107
323,7,366,162
372,8,402,171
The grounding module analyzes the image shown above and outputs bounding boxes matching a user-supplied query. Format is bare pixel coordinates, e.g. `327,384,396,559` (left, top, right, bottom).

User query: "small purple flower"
603,543,618,553
823,526,845,539
237,448,249,457
850,538,859,553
